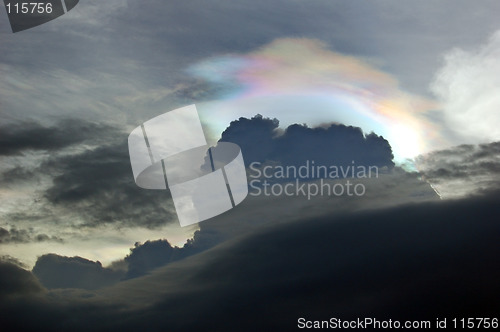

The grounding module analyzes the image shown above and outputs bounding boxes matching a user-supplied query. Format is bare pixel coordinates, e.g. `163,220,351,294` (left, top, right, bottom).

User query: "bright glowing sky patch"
190,38,442,163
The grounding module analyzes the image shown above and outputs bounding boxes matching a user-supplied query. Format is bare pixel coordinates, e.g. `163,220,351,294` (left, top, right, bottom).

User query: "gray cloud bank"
0,189,499,331
416,141,500,197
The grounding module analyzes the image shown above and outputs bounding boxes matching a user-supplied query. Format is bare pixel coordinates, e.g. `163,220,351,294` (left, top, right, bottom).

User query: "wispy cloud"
431,30,500,144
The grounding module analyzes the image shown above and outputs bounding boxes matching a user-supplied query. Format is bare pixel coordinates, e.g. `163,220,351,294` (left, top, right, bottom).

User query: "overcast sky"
1,1,500,330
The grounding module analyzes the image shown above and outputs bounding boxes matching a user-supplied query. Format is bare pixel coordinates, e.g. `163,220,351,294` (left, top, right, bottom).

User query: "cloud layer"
1,190,499,331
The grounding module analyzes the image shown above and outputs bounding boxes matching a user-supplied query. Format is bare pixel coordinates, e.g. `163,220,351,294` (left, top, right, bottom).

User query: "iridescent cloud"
189,38,443,163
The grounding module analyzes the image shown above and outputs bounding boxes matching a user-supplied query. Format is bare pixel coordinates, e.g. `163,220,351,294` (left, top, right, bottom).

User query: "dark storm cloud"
0,119,120,156
75,190,500,328
0,227,63,244
130,194,499,331
32,254,124,290
218,114,394,170
0,117,177,228
0,190,499,331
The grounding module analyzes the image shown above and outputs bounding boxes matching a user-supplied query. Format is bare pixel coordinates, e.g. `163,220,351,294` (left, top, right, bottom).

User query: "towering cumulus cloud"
218,114,395,169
